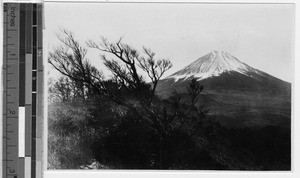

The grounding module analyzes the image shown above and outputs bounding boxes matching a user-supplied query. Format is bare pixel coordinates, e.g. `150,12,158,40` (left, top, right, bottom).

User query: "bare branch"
137,47,172,94
48,30,105,97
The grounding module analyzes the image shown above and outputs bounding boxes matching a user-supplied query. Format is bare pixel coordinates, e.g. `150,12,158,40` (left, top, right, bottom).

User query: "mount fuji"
167,50,265,82
156,50,291,128
157,50,291,98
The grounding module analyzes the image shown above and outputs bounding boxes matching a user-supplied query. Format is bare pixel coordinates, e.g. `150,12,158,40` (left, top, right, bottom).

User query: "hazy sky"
45,2,294,82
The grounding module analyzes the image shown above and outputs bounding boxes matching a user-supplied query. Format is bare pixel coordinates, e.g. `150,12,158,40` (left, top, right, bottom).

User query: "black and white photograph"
45,2,294,170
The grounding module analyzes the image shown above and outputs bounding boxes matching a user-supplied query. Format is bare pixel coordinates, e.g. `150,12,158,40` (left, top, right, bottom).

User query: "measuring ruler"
2,3,44,178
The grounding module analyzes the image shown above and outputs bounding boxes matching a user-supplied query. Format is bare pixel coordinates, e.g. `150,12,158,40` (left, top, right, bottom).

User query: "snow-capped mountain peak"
167,50,262,82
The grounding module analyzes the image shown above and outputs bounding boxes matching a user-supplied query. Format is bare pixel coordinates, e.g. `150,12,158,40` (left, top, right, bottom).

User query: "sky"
45,2,294,82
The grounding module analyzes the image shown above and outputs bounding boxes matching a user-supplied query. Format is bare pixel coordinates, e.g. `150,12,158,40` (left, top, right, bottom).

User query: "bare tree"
87,37,208,168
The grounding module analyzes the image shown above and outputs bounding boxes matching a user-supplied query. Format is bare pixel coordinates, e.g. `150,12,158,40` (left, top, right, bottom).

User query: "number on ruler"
9,169,15,173
8,109,15,115
9,51,16,56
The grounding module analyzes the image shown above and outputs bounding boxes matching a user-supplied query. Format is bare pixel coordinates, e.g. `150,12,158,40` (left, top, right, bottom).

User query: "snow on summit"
167,50,263,82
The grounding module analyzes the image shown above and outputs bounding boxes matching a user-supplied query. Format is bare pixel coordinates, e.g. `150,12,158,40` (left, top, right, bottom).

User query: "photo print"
45,2,294,170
